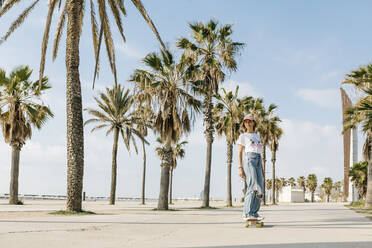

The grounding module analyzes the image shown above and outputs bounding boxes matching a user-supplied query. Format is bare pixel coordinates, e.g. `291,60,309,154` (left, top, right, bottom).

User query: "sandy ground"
0,200,371,248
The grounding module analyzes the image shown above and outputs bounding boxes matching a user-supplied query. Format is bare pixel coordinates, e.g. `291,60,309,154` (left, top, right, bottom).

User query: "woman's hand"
239,167,246,179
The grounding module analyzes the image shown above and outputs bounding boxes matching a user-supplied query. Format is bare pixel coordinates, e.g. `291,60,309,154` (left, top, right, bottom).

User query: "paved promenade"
0,200,371,248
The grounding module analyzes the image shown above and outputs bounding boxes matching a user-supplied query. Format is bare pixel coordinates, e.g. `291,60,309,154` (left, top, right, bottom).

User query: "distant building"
278,186,305,203
340,88,359,202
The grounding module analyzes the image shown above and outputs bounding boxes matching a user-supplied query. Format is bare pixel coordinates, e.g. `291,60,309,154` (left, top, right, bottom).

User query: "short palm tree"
0,66,53,204
321,177,333,202
349,161,368,199
297,176,306,193
157,139,188,205
214,86,243,207
178,20,244,207
130,49,201,210
85,85,146,205
343,65,372,207
333,181,343,201
288,177,296,187
306,174,318,202
0,0,166,212
269,118,283,204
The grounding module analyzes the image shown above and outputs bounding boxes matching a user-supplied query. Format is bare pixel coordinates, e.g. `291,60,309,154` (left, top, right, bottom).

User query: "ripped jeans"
242,152,263,218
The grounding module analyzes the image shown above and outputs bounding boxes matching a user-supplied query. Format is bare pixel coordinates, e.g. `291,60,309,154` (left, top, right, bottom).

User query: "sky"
0,0,371,200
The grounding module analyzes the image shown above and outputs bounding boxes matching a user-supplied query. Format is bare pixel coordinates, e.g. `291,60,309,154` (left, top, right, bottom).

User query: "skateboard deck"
244,218,264,228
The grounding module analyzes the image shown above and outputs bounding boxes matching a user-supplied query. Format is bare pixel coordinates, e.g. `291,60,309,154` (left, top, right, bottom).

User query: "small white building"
278,186,305,203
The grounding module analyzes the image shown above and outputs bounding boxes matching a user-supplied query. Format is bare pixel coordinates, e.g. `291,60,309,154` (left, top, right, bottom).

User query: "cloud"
296,88,340,108
273,119,343,182
115,43,144,60
223,80,261,98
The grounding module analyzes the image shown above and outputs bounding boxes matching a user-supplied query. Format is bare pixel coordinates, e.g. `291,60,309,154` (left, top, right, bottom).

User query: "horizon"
0,0,370,199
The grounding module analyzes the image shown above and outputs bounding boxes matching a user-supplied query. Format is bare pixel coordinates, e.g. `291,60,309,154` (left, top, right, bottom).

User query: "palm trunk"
226,141,233,207
271,150,276,205
157,137,172,210
366,159,372,207
202,94,214,208
327,194,330,202
65,0,84,212
311,191,314,202
169,168,173,204
261,145,266,205
9,144,21,204
110,128,119,205
141,139,146,205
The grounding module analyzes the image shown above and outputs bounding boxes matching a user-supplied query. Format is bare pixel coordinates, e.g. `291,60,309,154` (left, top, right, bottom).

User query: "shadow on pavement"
182,241,372,248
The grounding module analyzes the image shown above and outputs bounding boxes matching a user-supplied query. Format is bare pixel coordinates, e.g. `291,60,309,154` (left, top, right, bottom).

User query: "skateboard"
244,218,264,228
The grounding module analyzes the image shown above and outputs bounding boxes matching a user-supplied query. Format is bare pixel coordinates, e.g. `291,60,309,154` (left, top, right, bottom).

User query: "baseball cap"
243,114,254,121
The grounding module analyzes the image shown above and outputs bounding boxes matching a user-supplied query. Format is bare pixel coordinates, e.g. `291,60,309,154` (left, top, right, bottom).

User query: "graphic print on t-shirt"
236,133,263,154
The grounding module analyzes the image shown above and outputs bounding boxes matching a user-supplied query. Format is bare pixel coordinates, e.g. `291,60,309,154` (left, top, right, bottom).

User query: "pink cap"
243,114,254,121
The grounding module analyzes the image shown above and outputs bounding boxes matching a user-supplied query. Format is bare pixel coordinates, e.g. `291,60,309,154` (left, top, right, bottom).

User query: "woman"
237,114,264,220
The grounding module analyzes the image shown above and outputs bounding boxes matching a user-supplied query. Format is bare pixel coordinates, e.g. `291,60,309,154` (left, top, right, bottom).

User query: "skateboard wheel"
244,223,249,228
256,223,263,228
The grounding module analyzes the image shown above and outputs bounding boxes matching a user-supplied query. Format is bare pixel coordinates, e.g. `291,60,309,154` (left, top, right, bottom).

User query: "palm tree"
333,180,343,202
85,85,146,205
156,138,188,204
130,49,201,210
349,161,368,199
178,20,244,207
0,66,53,204
306,174,318,202
288,177,296,187
0,0,166,212
274,178,283,202
280,177,287,187
297,176,306,193
321,177,333,202
269,119,283,205
214,87,243,207
256,103,280,205
134,104,153,205
342,66,372,207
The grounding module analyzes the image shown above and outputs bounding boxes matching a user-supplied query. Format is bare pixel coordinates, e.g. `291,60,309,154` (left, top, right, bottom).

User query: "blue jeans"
243,152,263,218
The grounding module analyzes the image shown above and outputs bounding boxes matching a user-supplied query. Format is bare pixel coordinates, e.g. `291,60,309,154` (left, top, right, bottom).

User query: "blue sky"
0,1,370,199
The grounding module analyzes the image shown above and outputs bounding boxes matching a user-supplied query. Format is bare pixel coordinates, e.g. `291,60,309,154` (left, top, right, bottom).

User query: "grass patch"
346,200,372,220
49,210,96,215
347,200,365,208
152,208,179,211
198,206,219,210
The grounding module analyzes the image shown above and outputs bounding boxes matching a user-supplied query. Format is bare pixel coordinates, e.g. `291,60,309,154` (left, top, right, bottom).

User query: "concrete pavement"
0,200,371,248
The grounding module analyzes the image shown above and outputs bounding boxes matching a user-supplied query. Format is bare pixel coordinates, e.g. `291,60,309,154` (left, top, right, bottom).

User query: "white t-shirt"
237,132,263,154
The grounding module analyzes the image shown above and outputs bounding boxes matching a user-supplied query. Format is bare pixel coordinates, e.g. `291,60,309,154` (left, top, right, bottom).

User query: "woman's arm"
238,144,245,179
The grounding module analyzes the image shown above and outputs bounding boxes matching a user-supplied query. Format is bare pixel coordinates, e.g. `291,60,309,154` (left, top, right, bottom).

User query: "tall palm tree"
85,84,146,205
130,49,201,210
213,87,243,207
0,66,53,204
134,104,153,205
343,66,372,207
178,20,244,207
321,177,333,202
288,177,296,187
297,176,306,193
306,174,318,202
255,103,279,205
0,0,166,212
349,161,368,199
269,117,282,205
